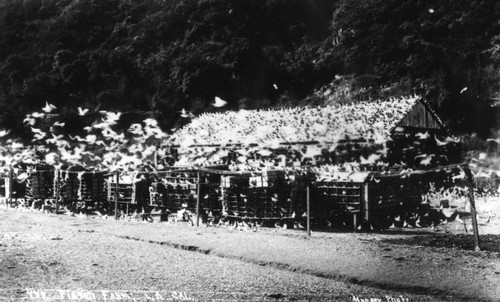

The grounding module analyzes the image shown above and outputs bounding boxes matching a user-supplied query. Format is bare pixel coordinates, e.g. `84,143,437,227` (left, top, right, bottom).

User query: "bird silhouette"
415,132,430,140
452,168,466,181
23,115,36,126
103,112,121,124
435,136,451,146
77,107,90,116
419,154,435,167
213,96,227,107
52,121,65,128
0,129,10,137
31,127,47,141
31,112,45,119
359,153,381,165
42,101,57,113
180,108,195,119
46,133,64,145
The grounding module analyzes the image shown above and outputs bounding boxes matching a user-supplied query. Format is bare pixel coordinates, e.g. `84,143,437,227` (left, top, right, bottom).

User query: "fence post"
115,170,119,220
463,164,481,251
54,169,60,213
154,150,158,169
8,166,13,208
363,183,369,225
306,180,311,237
196,170,201,227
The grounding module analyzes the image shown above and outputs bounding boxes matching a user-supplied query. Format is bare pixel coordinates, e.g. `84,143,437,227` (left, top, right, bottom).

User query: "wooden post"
196,170,201,227
154,150,158,169
54,169,60,213
364,183,369,225
8,167,13,208
306,182,311,237
115,170,119,220
463,165,481,251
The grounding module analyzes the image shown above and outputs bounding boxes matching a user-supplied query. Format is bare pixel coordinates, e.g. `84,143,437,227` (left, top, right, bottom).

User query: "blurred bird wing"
213,96,227,107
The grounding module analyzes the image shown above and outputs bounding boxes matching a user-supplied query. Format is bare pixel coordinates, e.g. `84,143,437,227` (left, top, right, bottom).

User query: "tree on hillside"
0,0,335,138
320,0,500,135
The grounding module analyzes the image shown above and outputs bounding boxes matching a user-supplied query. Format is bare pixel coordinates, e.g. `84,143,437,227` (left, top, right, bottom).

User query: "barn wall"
396,102,443,129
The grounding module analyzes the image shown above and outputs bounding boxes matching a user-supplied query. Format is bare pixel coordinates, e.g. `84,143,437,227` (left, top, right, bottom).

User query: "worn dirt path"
0,208,499,301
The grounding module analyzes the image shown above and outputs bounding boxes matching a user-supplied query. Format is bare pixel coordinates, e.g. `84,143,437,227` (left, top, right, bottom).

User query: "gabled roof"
394,100,446,131
173,96,428,148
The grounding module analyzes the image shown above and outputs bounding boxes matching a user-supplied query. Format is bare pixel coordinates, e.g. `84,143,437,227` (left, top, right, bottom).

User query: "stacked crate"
133,177,150,208
149,182,165,207
220,171,285,219
367,173,423,229
264,171,285,218
221,175,243,216
26,167,54,200
161,169,198,213
107,173,134,204
80,171,107,207
198,170,223,214
314,180,364,225
61,171,80,202
285,173,308,218
5,175,27,200
0,177,5,198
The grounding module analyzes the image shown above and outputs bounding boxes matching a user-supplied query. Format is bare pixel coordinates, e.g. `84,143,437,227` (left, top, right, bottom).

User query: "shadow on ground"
380,234,500,254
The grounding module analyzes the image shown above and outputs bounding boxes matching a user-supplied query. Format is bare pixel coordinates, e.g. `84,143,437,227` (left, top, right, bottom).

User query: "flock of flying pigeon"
0,94,489,184
173,96,420,148
172,96,423,179
0,102,174,174
0,96,233,173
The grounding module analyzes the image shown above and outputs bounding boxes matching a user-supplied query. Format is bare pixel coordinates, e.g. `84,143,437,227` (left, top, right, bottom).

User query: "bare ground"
0,207,499,302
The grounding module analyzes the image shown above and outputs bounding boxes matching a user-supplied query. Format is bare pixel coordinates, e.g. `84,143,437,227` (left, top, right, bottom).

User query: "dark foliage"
320,0,500,136
0,0,499,138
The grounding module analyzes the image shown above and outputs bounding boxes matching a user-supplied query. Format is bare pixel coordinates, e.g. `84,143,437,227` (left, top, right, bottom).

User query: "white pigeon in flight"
42,101,57,113
31,112,45,119
0,129,11,137
213,96,227,107
23,115,36,126
180,108,195,119
78,107,89,116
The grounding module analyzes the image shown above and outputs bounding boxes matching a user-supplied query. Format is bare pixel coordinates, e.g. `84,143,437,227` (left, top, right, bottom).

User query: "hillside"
0,0,499,139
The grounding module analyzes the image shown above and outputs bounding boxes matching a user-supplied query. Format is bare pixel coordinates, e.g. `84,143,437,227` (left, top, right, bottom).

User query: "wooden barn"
155,96,463,229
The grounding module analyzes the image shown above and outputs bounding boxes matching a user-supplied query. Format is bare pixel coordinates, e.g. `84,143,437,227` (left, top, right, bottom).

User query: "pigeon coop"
312,170,458,230
220,170,291,220
281,173,309,219
3,174,27,204
155,168,199,213
81,171,107,207
25,166,54,201
148,166,226,214
363,173,425,229
0,171,6,199
312,178,367,229
59,170,81,204
106,173,150,211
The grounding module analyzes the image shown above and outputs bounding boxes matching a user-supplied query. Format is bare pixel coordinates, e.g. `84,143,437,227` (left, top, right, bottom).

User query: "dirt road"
0,208,498,301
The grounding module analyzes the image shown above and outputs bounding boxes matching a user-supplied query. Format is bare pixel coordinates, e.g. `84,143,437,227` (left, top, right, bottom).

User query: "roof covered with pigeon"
173,96,439,148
